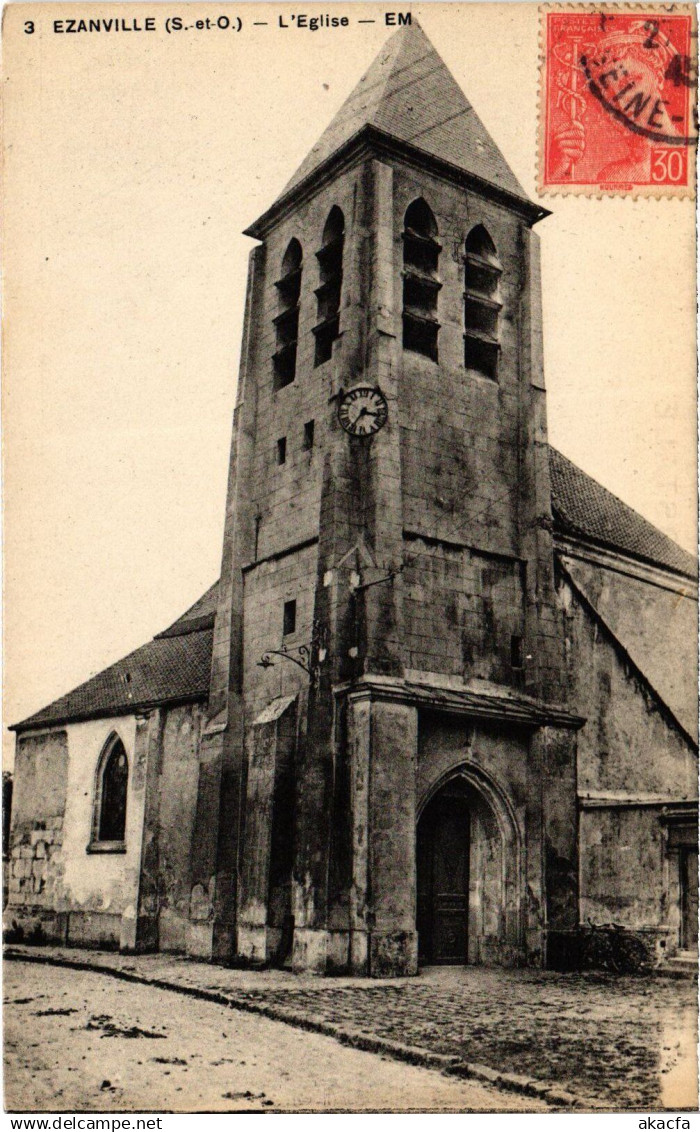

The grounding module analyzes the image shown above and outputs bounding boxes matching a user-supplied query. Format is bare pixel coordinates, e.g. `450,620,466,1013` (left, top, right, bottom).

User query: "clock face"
338,385,388,436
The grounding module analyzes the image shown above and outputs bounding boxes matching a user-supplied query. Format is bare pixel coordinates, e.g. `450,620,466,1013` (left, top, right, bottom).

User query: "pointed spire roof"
282,21,528,203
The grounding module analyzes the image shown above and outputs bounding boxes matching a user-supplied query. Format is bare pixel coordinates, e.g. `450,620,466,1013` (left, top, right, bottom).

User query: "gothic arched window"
91,735,128,847
402,199,441,362
313,207,344,366
464,225,501,381
273,239,303,389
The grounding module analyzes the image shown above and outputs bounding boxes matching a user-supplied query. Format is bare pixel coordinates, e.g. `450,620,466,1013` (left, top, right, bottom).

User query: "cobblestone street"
232,968,697,1110
5,947,697,1111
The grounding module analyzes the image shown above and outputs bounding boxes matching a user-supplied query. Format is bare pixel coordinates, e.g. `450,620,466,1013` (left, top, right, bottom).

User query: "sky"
4,1,697,767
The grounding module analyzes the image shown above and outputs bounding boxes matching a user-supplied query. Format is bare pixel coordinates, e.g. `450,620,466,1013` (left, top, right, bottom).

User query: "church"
7,23,697,976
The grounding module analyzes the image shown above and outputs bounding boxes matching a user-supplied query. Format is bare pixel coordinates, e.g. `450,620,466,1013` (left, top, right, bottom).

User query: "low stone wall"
547,925,665,974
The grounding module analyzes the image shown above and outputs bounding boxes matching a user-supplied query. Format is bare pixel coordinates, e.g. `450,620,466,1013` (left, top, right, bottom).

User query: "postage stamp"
539,5,697,196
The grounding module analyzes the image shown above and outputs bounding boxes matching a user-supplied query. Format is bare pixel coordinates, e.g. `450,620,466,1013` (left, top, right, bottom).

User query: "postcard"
3,2,697,1116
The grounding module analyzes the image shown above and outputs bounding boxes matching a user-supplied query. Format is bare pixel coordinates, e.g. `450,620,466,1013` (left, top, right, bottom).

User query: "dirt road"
4,960,548,1112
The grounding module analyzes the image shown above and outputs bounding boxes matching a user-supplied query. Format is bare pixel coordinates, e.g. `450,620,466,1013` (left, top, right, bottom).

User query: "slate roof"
549,447,697,580
155,580,218,638
279,21,529,204
12,450,696,733
11,586,218,733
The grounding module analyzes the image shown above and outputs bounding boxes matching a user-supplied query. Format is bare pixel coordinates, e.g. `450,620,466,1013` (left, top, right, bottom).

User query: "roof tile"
549,447,697,578
13,617,215,733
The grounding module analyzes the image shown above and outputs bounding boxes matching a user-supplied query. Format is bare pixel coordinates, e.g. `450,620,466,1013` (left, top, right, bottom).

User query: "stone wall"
243,172,360,572
394,170,526,561
579,806,670,928
242,543,318,719
390,164,564,704
403,537,525,684
7,704,206,952
60,716,140,943
157,703,206,952
558,564,696,800
6,730,69,939
558,560,697,944
6,718,141,945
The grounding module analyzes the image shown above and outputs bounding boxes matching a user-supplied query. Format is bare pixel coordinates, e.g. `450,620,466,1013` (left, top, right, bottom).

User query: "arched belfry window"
313,207,344,366
90,734,128,849
273,239,303,389
464,226,501,381
402,199,441,362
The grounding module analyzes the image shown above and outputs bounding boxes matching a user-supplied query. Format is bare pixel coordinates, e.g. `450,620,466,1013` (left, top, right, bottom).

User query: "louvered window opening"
273,241,303,389
312,210,344,369
464,228,501,381
314,208,344,367
402,201,441,362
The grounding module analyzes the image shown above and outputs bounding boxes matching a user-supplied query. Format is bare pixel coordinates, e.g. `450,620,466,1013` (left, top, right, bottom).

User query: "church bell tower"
187,22,583,976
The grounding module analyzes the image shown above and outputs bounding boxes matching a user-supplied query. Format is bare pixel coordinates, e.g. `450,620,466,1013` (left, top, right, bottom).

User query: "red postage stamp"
540,6,697,196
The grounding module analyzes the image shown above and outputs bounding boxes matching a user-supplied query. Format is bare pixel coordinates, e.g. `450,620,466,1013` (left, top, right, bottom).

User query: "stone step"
659,951,698,979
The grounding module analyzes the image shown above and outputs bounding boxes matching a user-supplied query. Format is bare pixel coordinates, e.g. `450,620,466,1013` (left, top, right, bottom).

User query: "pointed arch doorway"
417,779,471,964
417,769,521,966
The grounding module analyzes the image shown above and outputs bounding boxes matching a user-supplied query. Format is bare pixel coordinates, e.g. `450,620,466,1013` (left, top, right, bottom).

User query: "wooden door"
680,847,698,951
417,792,470,964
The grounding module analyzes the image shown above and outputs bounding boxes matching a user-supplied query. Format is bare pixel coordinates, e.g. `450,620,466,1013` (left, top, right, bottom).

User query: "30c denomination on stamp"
539,6,697,196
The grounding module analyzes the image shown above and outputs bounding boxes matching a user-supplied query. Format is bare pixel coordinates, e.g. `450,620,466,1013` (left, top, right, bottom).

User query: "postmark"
539,5,697,196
